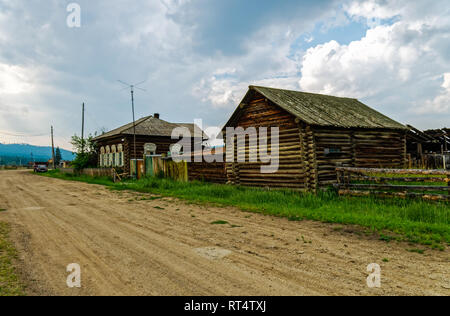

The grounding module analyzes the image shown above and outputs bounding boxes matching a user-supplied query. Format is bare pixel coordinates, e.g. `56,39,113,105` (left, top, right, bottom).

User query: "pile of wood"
336,167,450,202
406,126,449,169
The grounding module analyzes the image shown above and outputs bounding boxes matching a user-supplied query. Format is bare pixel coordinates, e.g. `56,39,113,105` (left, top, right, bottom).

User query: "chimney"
154,113,160,119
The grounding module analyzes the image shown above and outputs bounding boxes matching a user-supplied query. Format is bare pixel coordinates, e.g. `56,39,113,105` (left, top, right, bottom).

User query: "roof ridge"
249,85,358,101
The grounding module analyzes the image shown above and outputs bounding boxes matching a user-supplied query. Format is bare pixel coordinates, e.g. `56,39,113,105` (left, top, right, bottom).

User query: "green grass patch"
211,220,229,225
140,196,162,201
39,170,450,248
0,209,6,213
408,248,425,254
0,222,25,296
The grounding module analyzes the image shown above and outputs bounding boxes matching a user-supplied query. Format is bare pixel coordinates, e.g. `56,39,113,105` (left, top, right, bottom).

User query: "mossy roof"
93,116,204,141
227,86,407,130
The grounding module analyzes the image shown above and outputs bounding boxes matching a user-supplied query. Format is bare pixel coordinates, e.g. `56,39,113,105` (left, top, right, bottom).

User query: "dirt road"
0,170,448,295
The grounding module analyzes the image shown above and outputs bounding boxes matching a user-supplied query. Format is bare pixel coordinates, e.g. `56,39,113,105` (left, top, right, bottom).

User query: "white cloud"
0,63,35,94
299,0,450,123
299,23,425,98
345,0,401,20
418,73,450,114
0,0,449,149
192,28,302,108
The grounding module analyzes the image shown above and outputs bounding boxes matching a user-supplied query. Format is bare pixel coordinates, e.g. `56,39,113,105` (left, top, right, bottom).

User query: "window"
100,147,105,167
324,148,342,155
111,145,117,167
118,144,124,167
105,146,111,166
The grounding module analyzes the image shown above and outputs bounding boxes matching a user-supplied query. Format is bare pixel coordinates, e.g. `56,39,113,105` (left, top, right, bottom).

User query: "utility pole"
131,86,137,177
81,102,85,153
51,126,56,170
118,80,146,178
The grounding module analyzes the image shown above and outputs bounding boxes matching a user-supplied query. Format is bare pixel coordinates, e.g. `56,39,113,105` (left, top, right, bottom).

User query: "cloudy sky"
0,0,449,150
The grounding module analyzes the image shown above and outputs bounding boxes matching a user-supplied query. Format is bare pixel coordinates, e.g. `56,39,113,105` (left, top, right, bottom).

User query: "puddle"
194,247,232,260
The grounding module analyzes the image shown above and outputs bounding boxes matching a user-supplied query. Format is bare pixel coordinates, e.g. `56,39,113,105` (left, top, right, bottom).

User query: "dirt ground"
0,170,448,296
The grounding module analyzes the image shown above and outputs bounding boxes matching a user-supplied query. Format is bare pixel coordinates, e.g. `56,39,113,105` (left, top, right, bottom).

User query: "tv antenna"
117,79,147,178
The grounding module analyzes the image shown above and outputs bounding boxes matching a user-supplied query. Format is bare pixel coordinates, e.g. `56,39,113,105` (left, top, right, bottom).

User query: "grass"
40,170,450,248
408,248,425,254
0,222,25,296
211,220,229,225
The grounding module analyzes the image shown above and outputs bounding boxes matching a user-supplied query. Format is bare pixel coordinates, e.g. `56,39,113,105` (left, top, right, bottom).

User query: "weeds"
408,248,425,254
0,222,25,296
211,220,229,225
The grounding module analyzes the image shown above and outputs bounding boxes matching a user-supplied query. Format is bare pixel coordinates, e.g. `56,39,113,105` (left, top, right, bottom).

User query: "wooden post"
442,145,446,170
51,126,56,170
81,102,85,154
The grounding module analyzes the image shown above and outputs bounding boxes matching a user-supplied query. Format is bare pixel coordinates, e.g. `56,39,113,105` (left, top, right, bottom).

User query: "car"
34,165,48,173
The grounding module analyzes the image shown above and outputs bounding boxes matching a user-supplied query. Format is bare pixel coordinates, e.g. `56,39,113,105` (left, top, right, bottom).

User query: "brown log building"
93,114,203,174
224,86,409,191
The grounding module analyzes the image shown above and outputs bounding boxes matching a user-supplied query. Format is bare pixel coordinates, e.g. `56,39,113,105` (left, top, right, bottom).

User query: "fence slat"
335,167,450,201
338,190,450,202
336,167,450,176
345,184,449,192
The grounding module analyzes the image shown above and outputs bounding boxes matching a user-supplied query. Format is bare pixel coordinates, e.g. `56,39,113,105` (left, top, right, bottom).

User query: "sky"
0,0,449,150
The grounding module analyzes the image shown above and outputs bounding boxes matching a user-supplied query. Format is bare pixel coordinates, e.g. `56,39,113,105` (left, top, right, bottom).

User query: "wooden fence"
61,168,114,178
336,167,450,201
408,153,449,170
140,155,226,184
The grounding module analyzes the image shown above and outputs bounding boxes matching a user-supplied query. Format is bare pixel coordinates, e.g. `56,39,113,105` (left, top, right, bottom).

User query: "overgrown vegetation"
41,170,450,248
0,222,25,296
70,134,98,170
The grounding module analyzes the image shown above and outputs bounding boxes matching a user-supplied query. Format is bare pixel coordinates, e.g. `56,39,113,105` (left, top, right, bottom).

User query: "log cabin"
93,113,204,175
224,86,409,192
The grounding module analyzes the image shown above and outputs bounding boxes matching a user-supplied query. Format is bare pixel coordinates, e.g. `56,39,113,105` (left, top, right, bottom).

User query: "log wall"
225,92,407,192
225,96,305,189
313,127,407,188
188,160,227,184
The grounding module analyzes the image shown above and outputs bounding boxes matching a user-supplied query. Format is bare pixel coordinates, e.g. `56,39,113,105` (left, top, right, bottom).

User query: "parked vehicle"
34,165,48,173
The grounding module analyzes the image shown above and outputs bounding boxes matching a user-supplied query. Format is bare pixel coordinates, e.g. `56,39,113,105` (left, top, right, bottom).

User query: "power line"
0,130,49,137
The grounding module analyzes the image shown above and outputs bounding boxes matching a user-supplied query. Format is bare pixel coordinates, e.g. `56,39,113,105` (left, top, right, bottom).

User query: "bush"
71,152,97,171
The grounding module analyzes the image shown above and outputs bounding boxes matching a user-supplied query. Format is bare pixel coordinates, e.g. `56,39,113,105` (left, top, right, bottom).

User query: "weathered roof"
227,86,407,130
93,116,205,141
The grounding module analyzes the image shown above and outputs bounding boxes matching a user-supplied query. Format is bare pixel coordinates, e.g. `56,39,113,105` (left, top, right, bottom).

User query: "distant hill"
0,143,75,164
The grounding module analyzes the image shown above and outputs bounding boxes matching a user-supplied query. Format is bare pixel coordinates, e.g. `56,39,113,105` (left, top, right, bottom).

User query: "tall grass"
0,222,25,296
41,170,450,248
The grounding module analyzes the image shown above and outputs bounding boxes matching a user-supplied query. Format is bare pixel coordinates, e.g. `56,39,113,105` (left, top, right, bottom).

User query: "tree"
55,147,62,166
70,134,98,170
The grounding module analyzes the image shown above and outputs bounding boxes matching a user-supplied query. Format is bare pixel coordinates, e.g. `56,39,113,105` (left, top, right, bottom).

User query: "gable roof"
225,86,407,130
93,116,205,141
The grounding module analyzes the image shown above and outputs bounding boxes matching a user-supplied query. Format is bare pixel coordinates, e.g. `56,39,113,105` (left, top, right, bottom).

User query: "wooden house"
93,114,203,175
224,86,408,191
